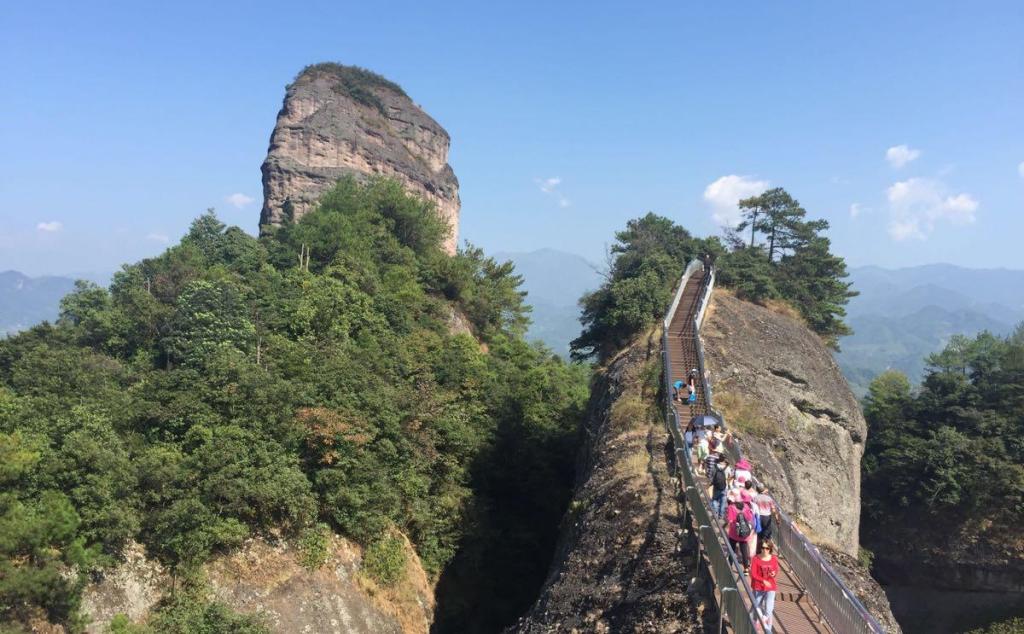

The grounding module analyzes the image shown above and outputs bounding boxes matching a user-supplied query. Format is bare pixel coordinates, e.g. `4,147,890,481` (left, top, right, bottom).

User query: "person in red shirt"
750,540,779,633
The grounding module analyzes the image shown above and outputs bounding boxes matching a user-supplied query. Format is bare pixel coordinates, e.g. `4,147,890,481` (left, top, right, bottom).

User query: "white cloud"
886,177,978,241
886,144,921,169
535,177,570,208
146,232,170,244
536,177,561,194
849,203,865,218
37,221,63,232
224,193,255,209
1018,161,1024,178
703,175,770,227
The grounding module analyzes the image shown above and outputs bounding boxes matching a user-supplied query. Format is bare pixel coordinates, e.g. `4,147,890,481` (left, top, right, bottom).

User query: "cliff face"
260,64,460,254
703,291,901,631
702,290,865,555
510,333,706,633
81,534,433,634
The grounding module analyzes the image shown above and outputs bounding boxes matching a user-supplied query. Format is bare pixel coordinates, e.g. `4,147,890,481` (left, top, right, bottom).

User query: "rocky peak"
260,63,460,254
702,290,867,554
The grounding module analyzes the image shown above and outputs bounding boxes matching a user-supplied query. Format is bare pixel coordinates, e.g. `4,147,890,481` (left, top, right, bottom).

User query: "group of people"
672,369,699,414
683,418,780,633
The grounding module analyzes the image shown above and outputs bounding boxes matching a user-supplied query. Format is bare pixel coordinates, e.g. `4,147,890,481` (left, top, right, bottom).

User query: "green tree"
571,213,704,361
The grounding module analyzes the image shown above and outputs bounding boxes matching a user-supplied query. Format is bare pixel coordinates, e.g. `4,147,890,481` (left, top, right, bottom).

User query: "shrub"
362,534,407,586
297,523,331,571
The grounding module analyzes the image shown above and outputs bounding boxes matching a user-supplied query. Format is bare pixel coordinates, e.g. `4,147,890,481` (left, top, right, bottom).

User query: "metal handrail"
661,265,768,633
687,263,886,634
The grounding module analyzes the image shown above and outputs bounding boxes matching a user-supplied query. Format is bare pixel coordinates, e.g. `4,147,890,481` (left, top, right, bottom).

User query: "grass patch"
762,298,805,323
616,450,649,481
610,395,651,431
363,533,407,586
715,391,779,439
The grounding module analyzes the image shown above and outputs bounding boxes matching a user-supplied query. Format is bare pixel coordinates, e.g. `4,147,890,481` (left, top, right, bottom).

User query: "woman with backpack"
726,498,755,574
750,540,780,633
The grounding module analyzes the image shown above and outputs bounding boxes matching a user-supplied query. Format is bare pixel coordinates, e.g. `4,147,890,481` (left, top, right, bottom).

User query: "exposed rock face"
81,534,432,634
702,290,866,555
260,64,460,254
510,334,706,633
702,291,901,631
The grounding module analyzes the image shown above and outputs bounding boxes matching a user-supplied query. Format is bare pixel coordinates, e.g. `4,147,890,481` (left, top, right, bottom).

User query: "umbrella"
690,414,718,428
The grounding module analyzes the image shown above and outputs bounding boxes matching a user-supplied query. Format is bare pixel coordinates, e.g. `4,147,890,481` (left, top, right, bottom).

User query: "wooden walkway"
667,269,835,634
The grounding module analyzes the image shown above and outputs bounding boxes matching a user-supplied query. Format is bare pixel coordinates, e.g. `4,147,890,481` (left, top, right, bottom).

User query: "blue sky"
1,0,1022,276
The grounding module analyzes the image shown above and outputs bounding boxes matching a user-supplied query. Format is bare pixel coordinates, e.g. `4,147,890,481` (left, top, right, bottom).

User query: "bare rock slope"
510,334,706,633
260,63,460,253
702,290,865,555
81,534,433,634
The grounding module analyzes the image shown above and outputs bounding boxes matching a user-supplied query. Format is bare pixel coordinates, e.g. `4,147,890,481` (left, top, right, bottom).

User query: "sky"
1,0,1022,277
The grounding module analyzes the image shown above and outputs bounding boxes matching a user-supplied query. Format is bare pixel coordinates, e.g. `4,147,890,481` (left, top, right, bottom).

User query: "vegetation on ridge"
0,177,587,632
717,187,857,348
571,188,855,361
296,62,409,113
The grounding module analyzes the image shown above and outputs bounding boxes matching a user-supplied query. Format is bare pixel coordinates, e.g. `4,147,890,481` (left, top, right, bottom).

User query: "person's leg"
753,591,768,628
748,536,757,562
763,591,776,633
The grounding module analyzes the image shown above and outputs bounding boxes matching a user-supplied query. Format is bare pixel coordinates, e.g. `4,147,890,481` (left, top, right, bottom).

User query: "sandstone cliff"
701,290,901,631
260,63,460,254
81,534,433,634
510,332,706,633
702,290,865,555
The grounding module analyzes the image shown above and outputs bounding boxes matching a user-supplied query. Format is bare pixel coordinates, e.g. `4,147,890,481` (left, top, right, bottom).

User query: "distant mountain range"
493,249,602,356
6,258,1023,399
837,264,1024,396
0,271,78,335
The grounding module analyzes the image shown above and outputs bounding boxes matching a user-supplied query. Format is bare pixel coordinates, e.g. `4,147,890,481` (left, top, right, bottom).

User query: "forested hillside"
0,178,587,633
861,329,1024,632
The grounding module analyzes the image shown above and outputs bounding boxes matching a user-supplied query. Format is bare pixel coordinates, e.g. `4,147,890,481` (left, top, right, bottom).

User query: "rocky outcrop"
510,333,706,633
81,534,432,634
260,63,460,254
702,290,866,555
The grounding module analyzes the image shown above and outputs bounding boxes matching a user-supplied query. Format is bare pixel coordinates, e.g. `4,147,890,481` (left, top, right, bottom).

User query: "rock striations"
260,64,460,254
702,290,865,554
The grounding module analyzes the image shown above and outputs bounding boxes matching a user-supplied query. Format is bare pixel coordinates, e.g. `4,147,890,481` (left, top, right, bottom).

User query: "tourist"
704,450,721,487
672,379,685,402
710,457,729,518
751,540,780,633
726,498,755,574
733,458,752,490
684,420,695,456
694,432,709,473
754,484,776,554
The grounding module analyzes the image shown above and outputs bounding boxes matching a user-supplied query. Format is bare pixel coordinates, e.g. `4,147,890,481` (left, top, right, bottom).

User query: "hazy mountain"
837,264,1024,395
0,271,78,335
495,249,603,355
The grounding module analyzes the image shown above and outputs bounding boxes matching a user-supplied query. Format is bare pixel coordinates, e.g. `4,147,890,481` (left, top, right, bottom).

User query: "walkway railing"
661,261,767,634
664,260,886,634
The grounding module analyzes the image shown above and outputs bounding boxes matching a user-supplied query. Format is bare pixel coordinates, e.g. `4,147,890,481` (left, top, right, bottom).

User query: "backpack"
735,509,752,539
711,467,727,491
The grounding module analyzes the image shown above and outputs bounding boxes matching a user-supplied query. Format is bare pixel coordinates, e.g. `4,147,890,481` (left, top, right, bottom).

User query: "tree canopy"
0,177,587,633
718,187,856,347
861,327,1024,546
570,213,713,361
